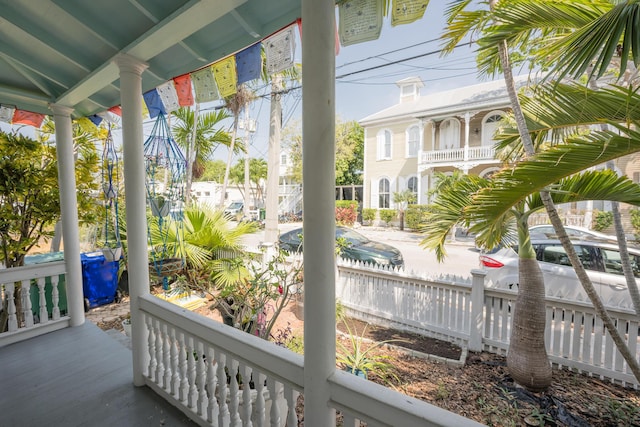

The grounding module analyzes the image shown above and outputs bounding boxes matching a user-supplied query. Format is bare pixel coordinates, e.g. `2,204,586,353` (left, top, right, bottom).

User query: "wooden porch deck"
0,322,196,427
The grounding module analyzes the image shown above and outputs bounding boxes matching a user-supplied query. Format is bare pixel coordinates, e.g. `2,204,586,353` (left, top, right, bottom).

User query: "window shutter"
370,178,379,208
389,177,396,208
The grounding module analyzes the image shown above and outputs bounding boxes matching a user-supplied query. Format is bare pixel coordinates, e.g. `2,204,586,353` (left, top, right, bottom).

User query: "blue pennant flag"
88,114,103,126
143,88,166,119
236,43,262,84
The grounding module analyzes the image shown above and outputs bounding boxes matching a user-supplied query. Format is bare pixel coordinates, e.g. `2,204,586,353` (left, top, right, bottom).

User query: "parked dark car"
278,226,404,267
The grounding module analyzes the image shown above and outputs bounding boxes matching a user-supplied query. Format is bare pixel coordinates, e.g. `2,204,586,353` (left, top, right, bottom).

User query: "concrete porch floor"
0,322,196,427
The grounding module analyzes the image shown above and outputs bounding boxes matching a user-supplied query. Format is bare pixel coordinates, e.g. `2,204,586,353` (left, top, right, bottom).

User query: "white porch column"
114,54,150,386
416,119,426,204
50,104,84,327
302,0,336,425
462,112,470,174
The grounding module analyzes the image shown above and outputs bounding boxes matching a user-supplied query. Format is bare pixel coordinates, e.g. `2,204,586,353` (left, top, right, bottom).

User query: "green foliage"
592,210,613,231
362,208,376,224
282,118,364,185
272,324,304,354
336,321,399,383
392,190,416,211
335,200,358,226
405,205,431,230
379,209,396,225
0,128,98,267
199,159,227,182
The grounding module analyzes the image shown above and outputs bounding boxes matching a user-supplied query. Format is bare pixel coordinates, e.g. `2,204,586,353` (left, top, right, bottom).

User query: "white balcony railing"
138,294,484,426
420,145,496,165
0,261,70,347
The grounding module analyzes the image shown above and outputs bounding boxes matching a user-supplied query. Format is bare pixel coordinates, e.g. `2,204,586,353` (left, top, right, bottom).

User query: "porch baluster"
20,279,33,327
228,358,241,426
51,274,60,320
266,378,281,426
154,318,164,387
206,345,219,423
6,283,17,332
178,331,188,404
162,323,172,391
36,277,47,323
342,414,357,426
216,353,230,425
146,315,157,381
196,340,207,416
240,363,253,426
187,335,197,409
254,371,266,425
169,326,180,397
284,384,298,427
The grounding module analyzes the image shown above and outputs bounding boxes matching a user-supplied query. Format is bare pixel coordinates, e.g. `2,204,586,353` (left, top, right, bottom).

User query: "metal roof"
0,0,302,119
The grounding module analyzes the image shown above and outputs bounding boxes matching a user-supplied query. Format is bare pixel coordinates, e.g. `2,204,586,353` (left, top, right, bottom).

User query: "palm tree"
438,0,640,389
171,107,231,205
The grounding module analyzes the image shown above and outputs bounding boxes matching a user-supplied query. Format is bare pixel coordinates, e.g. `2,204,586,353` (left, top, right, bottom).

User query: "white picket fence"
336,259,640,388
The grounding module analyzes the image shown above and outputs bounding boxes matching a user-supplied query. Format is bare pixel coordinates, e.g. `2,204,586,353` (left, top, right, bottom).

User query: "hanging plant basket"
149,257,183,279
150,196,171,217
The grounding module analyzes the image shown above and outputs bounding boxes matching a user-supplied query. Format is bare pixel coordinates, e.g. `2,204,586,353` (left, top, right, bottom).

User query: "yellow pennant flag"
391,0,429,26
212,56,238,99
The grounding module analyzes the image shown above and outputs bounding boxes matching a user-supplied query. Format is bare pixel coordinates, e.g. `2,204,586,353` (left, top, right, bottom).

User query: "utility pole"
264,74,282,243
242,109,255,219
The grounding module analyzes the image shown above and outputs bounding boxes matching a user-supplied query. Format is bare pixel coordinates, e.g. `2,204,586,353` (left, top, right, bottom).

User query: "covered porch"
0,1,484,426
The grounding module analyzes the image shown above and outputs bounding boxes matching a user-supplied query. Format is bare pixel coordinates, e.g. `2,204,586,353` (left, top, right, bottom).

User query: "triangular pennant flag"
0,104,15,123
76,117,98,133
212,56,238,99
88,114,103,126
156,80,181,113
338,0,383,46
141,97,149,118
296,17,340,56
108,106,122,116
173,74,194,106
191,66,220,103
12,109,45,128
236,43,262,85
143,88,166,119
391,0,429,26
264,25,296,75
97,111,119,124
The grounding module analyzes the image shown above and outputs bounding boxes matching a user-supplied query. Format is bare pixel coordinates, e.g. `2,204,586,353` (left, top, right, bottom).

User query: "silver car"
480,237,638,309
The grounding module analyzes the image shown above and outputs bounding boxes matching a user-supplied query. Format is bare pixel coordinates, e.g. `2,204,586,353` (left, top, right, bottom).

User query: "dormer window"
396,77,424,103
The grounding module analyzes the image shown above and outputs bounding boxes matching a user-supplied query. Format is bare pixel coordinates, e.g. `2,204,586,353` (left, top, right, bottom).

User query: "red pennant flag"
12,109,45,128
108,106,122,116
173,74,194,106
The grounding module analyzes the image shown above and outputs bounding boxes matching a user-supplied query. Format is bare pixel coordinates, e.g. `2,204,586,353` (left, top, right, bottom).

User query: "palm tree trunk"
185,104,199,207
220,118,239,209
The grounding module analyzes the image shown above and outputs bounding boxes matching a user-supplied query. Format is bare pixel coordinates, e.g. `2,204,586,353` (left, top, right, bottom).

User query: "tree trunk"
185,104,199,207
507,256,552,391
220,117,239,209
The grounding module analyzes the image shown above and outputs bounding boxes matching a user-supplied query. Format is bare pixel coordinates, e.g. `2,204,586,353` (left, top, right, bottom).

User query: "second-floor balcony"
420,145,496,167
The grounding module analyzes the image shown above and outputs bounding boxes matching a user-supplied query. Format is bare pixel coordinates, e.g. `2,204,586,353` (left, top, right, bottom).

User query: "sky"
0,2,488,165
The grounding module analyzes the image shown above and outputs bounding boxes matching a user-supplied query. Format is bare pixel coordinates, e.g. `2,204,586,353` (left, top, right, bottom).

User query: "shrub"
379,209,396,226
336,200,358,226
362,208,376,224
405,205,431,230
593,210,613,232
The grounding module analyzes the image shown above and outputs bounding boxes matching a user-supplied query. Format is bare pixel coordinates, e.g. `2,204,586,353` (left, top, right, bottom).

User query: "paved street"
242,223,479,278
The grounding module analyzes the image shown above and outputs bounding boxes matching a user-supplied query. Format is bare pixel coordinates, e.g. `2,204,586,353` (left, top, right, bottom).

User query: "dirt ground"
90,296,640,426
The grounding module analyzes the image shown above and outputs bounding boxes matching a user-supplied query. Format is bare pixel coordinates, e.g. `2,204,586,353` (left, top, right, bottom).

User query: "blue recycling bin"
81,251,119,311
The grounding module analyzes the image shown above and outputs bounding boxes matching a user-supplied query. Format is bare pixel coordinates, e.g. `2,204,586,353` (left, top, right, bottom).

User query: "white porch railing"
336,260,640,388
138,294,484,427
0,261,70,347
420,146,496,165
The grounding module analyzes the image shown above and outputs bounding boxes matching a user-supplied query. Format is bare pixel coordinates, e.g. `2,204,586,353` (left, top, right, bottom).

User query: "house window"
377,129,392,160
439,118,460,150
406,126,419,158
281,154,287,165
379,178,390,208
482,112,505,146
407,176,418,201
634,172,640,183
